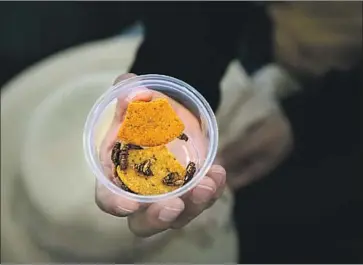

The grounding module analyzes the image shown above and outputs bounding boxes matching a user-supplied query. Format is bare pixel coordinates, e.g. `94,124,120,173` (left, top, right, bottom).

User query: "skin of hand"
218,95,293,191
95,73,226,238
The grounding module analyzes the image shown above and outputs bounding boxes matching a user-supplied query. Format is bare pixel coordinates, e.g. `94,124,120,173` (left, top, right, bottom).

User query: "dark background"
0,1,141,87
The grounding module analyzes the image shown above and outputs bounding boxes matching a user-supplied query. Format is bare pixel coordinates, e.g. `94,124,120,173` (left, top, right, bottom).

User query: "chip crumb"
117,98,185,147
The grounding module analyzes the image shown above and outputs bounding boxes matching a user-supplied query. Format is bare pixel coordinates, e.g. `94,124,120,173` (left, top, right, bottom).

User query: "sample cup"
83,74,218,203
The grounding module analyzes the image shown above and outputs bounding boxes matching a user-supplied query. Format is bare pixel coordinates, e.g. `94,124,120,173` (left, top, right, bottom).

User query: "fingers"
127,198,185,237
127,165,226,236
95,180,140,217
171,165,226,229
208,165,227,198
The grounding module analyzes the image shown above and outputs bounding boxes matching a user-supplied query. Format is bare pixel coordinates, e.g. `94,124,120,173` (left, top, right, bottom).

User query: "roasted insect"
162,172,183,186
111,142,122,166
134,159,154,176
177,133,189,142
112,142,142,169
184,162,196,184
119,143,129,170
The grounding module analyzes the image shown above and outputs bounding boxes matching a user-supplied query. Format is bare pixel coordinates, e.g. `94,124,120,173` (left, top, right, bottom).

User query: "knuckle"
199,176,217,191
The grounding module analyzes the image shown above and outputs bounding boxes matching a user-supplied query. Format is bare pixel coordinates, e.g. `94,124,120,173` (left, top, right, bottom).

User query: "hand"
219,91,293,190
95,73,226,238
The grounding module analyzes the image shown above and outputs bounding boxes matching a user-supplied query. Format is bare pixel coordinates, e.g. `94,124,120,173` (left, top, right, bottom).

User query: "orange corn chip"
116,146,186,195
117,98,185,147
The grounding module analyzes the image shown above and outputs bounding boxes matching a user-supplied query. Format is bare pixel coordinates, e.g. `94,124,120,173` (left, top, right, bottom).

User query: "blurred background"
1,1,362,264
0,2,271,88
0,2,141,87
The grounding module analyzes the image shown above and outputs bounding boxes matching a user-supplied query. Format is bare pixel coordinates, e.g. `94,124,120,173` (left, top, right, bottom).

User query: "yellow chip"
117,98,185,147
116,146,186,195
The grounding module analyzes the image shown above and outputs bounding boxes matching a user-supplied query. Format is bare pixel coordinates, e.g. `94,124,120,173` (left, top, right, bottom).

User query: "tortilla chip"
116,146,186,195
117,98,185,146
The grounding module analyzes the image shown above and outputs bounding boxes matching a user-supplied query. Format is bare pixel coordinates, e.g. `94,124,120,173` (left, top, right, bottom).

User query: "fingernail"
125,87,151,102
115,206,133,215
192,184,215,204
158,206,182,222
211,165,226,175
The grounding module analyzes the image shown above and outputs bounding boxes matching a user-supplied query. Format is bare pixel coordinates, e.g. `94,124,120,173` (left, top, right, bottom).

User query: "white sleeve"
217,62,300,150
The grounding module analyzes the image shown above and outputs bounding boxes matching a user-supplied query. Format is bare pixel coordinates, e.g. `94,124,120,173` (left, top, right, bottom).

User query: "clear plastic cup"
83,74,218,203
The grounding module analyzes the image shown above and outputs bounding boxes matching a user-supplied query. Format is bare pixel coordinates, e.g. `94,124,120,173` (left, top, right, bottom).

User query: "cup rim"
83,74,218,203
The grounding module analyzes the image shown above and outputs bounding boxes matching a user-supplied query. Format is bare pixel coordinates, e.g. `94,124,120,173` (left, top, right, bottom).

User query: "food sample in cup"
117,98,185,146
111,98,197,195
